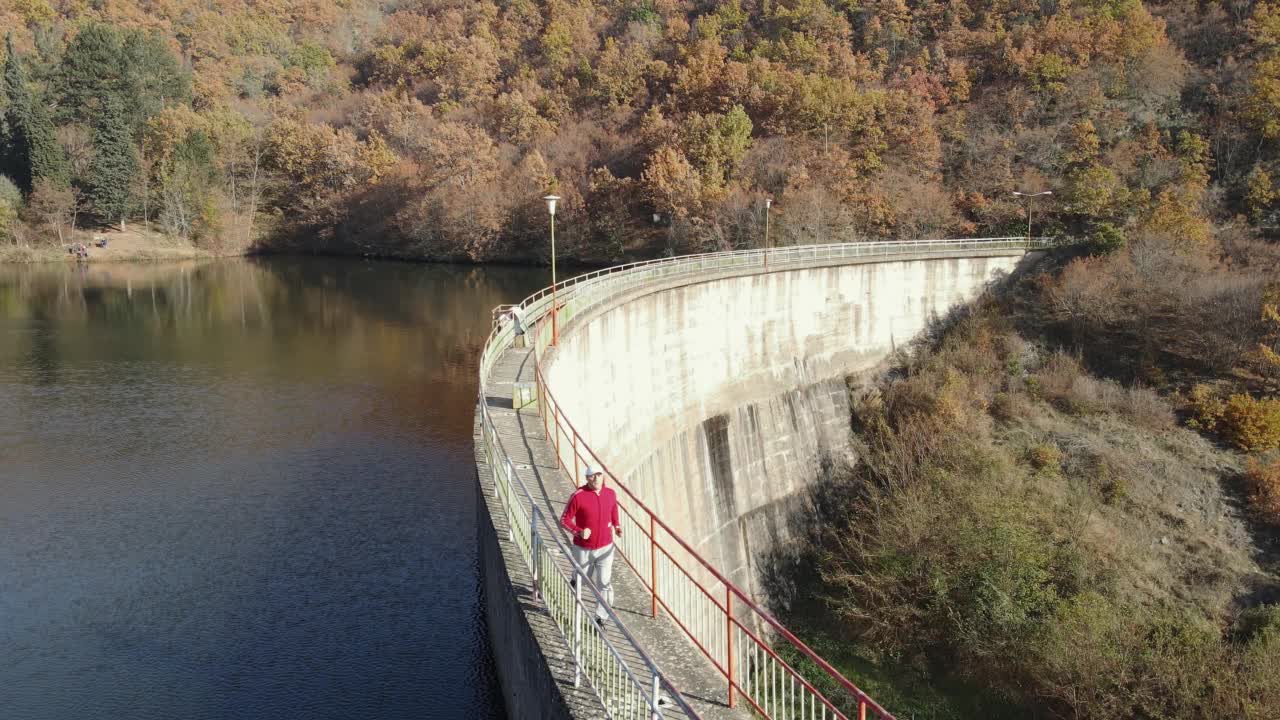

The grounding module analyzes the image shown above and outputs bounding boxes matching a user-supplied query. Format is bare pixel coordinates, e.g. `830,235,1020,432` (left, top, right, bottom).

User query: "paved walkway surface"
480,340,751,720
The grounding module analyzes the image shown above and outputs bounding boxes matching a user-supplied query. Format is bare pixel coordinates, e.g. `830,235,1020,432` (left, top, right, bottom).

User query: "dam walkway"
478,340,744,719
475,239,1048,720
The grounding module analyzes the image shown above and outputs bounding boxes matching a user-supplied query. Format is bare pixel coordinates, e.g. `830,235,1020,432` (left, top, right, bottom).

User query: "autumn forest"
0,0,1277,261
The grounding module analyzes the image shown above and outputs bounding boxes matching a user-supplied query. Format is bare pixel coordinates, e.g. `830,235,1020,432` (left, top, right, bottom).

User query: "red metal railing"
534,359,893,720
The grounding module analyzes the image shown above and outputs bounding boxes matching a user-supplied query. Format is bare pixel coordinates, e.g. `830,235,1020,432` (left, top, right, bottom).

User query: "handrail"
481,237,1049,719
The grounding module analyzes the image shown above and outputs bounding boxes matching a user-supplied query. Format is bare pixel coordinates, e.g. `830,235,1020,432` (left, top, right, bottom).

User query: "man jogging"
560,466,621,624
509,304,525,337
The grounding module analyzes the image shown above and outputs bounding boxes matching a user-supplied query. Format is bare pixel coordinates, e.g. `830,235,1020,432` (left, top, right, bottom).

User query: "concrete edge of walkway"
474,413,605,720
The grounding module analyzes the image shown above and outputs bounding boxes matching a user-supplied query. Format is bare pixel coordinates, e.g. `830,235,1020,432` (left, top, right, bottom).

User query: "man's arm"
560,492,581,536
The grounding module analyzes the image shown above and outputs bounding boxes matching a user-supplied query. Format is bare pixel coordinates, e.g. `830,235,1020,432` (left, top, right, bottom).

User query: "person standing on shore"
560,466,621,624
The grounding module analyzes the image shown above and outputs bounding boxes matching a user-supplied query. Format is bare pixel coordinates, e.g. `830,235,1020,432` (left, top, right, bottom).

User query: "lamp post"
1011,190,1052,241
763,196,773,271
544,194,561,346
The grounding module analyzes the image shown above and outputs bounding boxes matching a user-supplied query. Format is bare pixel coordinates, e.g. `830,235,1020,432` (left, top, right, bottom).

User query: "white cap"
584,466,602,479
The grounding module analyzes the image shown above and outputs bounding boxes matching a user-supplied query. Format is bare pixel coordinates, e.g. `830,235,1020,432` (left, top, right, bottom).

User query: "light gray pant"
572,543,616,621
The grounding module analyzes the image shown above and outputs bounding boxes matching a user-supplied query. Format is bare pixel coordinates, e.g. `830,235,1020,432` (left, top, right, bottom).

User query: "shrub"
1089,221,1127,254
1119,386,1175,430
989,391,1019,422
1034,592,1135,716
1233,619,1280,719
1062,446,1129,506
1034,352,1085,409
1044,242,1269,383
1100,476,1129,505
0,200,15,244
1128,612,1225,718
1244,458,1280,524
1092,455,1127,505
1032,352,1173,427
1185,383,1226,433
1236,605,1280,642
1183,385,1280,450
1063,374,1116,414
0,175,20,208
1027,442,1064,472
945,515,1067,661
1033,597,1236,719
1221,394,1280,451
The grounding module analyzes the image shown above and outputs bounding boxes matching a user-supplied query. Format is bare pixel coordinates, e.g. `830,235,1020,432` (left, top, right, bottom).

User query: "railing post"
531,506,542,601
573,432,579,482
650,672,662,720
554,406,562,469
650,513,658,618
503,459,515,504
506,459,516,542
539,377,549,440
489,419,500,500
859,698,868,720
727,587,735,708
573,568,583,688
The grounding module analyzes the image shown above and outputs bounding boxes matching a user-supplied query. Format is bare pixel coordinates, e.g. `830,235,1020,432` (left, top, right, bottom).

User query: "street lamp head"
543,195,561,216
765,197,773,209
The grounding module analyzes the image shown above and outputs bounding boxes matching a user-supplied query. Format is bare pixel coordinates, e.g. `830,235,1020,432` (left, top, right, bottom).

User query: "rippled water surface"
0,258,546,719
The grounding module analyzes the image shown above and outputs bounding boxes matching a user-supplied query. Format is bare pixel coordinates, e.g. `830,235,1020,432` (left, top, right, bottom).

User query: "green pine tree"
58,23,189,129
1,33,33,192
24,92,68,188
1,33,68,193
56,23,124,124
88,95,137,229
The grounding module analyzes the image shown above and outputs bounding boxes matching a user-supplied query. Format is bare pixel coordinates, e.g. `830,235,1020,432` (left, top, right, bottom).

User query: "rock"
1160,536,1169,545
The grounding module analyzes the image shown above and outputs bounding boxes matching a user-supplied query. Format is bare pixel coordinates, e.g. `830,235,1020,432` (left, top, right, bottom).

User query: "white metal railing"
478,398,698,718
478,238,1049,719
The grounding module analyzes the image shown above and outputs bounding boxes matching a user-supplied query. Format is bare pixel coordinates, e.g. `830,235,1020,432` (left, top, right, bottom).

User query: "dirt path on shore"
70,227,215,261
2,226,237,263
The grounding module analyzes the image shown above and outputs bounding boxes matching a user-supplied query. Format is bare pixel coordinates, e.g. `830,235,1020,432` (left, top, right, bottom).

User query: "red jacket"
560,485,620,549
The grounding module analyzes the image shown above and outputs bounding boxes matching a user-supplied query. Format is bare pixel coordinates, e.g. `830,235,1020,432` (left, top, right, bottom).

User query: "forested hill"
0,0,1277,261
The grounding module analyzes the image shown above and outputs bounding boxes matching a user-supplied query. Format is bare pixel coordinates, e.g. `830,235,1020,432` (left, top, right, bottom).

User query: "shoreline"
0,242,622,271
0,245,229,264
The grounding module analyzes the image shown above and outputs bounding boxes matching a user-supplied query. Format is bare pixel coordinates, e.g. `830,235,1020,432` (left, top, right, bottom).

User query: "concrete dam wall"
541,255,1023,596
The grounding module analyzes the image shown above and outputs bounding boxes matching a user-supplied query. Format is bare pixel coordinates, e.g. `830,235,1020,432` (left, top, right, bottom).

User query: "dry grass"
1018,404,1253,615
1029,351,1176,429
0,245,55,263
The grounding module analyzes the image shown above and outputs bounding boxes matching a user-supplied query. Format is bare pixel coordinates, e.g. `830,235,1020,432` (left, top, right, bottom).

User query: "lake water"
0,258,546,719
